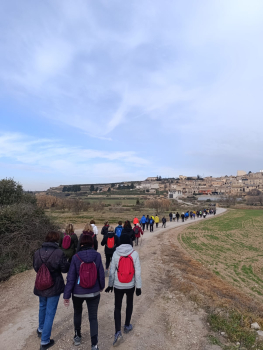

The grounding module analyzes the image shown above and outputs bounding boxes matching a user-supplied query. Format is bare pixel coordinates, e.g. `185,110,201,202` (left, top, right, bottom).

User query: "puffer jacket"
101,231,120,255
33,242,70,297
77,231,98,252
64,246,105,299
59,232,78,260
108,244,142,290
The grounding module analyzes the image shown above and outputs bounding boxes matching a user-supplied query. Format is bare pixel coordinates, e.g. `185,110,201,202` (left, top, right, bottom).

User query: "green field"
179,209,263,300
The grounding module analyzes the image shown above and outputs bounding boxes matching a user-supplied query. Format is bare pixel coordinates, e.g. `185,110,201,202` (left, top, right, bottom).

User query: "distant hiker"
77,224,98,252
115,221,123,238
133,223,143,246
162,216,166,228
192,212,196,220
101,221,109,236
214,209,216,215
149,217,154,232
105,234,142,347
181,213,185,222
59,224,78,262
185,212,189,220
133,216,139,225
172,213,176,221
155,214,160,228
203,211,207,218
140,215,146,231
190,211,193,219
101,225,119,272
176,212,180,222
34,231,70,350
145,215,150,230
122,220,135,246
63,234,105,349
169,212,173,222
199,210,202,217
90,220,98,235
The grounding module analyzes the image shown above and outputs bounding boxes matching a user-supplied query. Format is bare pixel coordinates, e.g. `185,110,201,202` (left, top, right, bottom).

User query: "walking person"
105,234,142,347
145,215,150,230
140,215,146,231
176,212,180,222
63,235,105,350
121,220,135,246
101,226,119,273
115,221,123,238
162,216,166,228
155,214,159,228
59,223,78,263
77,224,98,252
149,217,154,232
133,216,139,225
172,213,176,221
101,221,109,236
34,231,70,350
169,212,173,222
181,212,185,222
133,223,143,246
90,220,98,235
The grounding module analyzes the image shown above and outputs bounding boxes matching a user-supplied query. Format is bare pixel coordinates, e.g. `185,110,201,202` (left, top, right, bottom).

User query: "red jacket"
133,226,144,238
133,217,139,225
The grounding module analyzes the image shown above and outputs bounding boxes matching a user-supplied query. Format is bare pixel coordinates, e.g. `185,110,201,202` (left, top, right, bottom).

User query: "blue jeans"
38,295,60,345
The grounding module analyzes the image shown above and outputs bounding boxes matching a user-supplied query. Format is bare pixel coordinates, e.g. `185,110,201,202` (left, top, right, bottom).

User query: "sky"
1,0,263,190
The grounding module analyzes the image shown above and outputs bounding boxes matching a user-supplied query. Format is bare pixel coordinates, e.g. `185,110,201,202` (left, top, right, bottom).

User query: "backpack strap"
76,254,83,263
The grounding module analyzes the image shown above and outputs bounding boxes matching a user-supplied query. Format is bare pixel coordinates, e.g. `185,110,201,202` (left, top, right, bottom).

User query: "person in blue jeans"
33,231,70,350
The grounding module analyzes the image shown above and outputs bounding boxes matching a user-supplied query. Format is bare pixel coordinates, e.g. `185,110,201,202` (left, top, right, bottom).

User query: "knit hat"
120,234,131,245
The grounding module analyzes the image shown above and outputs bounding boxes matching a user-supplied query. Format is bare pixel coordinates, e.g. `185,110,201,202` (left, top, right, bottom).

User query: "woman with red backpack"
101,226,119,273
105,234,142,347
77,223,98,252
59,224,78,262
64,234,105,350
133,223,143,246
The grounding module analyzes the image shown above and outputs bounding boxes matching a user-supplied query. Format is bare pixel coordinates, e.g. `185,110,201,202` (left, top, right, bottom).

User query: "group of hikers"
33,209,217,350
33,221,142,350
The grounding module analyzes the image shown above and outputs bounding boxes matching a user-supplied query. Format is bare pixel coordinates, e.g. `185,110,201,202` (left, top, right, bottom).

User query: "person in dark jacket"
33,231,70,350
145,215,150,230
77,224,98,252
121,220,135,246
64,235,105,350
101,221,109,236
169,212,173,222
59,223,78,262
176,212,180,222
162,216,167,228
101,226,119,272
181,213,185,222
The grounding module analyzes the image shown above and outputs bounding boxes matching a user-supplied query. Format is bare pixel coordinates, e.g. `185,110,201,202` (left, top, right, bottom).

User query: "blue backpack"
150,218,154,224
115,226,122,237
145,217,149,223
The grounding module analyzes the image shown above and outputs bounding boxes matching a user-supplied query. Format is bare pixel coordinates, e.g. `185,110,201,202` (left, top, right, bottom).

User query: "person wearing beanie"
105,234,142,347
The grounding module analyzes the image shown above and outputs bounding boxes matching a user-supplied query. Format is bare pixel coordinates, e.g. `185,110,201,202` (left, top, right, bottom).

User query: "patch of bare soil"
0,216,227,350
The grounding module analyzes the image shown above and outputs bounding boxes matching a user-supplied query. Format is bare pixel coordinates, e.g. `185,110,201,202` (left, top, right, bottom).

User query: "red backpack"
35,250,55,291
76,254,97,288
117,251,135,283
62,233,72,249
107,236,115,249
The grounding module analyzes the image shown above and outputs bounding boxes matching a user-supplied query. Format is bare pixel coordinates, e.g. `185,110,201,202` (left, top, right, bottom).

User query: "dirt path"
0,209,226,350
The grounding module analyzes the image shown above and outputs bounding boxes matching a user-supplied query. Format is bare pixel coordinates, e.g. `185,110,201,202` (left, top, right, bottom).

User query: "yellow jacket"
155,216,159,223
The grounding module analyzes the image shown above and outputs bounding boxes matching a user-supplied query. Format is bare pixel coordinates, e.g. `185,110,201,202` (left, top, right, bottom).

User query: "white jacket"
108,244,142,290
91,224,98,235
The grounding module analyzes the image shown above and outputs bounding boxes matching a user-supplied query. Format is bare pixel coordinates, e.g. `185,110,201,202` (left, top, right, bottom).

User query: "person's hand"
136,288,141,296
64,299,70,307
105,286,113,293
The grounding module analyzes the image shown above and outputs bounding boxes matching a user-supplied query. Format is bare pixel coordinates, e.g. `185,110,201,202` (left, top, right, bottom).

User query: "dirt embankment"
0,211,226,350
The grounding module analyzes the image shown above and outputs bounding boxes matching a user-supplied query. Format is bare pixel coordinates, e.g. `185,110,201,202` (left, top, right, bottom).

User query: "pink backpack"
117,251,135,283
76,254,97,288
62,233,72,249
35,250,55,291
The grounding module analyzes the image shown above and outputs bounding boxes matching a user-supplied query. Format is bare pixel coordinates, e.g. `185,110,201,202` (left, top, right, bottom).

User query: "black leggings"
72,295,100,346
150,224,154,232
114,287,135,333
105,253,113,269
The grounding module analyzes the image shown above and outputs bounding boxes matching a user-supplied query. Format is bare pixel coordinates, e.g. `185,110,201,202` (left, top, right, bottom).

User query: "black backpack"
134,227,139,234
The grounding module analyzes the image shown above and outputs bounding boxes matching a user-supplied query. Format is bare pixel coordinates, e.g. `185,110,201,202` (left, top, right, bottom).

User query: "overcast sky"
1,0,263,190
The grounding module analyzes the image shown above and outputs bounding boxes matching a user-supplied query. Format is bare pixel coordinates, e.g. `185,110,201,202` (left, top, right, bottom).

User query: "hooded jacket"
101,225,109,236
140,215,146,224
91,224,98,235
121,227,135,246
154,216,160,223
33,242,70,297
101,231,120,255
63,246,105,299
77,231,98,252
108,244,142,290
59,232,78,260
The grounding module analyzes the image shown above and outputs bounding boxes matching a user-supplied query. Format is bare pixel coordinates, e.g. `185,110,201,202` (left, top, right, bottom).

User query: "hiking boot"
40,339,55,350
124,324,133,334
113,331,123,346
37,329,42,338
91,345,99,350
73,335,82,346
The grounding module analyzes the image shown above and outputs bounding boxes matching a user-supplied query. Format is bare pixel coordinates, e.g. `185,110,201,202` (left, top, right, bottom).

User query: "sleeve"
134,253,142,289
63,257,77,299
73,234,78,251
97,254,105,290
115,235,120,247
33,250,39,272
132,231,135,241
76,234,82,252
93,236,98,251
59,252,70,273
108,252,117,287
58,233,63,247
101,235,106,246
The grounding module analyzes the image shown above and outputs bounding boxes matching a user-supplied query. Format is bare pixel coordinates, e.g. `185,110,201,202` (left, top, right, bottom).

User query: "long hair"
65,224,74,235
83,223,94,232
123,220,132,229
